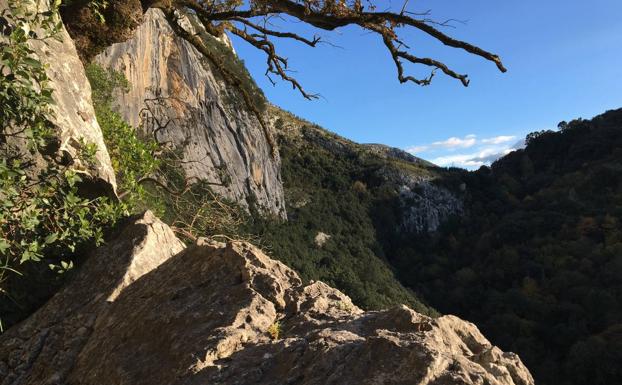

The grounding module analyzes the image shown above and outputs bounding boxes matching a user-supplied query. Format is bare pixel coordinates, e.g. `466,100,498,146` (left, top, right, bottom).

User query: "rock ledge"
0,212,533,385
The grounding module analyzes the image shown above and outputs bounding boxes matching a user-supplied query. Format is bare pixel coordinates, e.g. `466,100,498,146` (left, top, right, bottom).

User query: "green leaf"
0,239,9,254
44,233,58,244
22,57,42,69
20,250,31,264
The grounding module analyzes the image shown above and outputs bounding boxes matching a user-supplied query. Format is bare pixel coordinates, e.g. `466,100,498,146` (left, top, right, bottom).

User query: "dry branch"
157,0,505,99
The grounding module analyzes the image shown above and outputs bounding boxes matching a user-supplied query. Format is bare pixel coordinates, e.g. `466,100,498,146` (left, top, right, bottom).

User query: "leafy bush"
0,1,125,331
85,63,160,209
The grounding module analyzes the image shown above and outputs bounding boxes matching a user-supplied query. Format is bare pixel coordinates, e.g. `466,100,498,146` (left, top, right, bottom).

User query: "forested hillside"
248,109,440,314
385,109,622,385
256,107,622,385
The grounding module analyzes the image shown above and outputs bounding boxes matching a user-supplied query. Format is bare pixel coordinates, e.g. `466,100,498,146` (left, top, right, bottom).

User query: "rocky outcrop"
60,0,145,62
1,0,117,195
364,143,434,167
0,211,533,385
314,231,331,247
372,162,463,233
95,9,286,217
397,180,464,233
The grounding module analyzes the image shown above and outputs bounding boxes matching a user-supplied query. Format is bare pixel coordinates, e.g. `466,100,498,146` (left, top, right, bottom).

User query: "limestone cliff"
1,0,117,195
0,211,534,385
95,9,286,217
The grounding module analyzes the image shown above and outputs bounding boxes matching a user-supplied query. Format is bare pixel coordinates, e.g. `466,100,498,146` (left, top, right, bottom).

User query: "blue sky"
231,0,622,168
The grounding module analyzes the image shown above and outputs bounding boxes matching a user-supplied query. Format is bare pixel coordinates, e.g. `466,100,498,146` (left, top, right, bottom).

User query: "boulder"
0,211,533,385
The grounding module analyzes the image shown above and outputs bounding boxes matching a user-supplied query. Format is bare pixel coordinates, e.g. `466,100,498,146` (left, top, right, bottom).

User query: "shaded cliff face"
0,211,534,385
95,9,285,217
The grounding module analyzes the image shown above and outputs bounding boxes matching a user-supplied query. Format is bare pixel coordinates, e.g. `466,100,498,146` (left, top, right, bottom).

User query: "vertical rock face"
372,158,464,234
0,211,534,385
1,0,117,194
95,9,286,217
396,178,464,233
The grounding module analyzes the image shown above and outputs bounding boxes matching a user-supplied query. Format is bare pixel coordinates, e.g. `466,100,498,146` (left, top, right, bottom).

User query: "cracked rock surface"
95,9,285,217
0,212,533,385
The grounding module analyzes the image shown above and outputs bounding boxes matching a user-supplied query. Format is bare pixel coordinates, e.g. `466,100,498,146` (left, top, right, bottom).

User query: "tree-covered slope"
248,108,447,315
386,109,622,385
254,107,622,385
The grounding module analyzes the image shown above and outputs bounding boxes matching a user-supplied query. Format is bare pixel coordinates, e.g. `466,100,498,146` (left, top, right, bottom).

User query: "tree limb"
165,0,506,97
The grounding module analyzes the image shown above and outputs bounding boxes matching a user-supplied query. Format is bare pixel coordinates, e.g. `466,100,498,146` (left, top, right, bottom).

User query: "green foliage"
248,124,436,314
387,109,622,385
524,129,554,146
0,1,60,145
0,1,125,329
85,63,160,209
267,321,281,340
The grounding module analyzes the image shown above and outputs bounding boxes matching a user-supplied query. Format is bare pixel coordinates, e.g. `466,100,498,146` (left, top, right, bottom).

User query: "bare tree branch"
226,23,319,100
231,16,321,47
164,0,505,97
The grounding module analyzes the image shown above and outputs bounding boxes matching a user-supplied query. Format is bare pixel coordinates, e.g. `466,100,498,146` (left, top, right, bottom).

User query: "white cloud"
405,132,525,169
405,145,429,154
431,154,483,168
432,147,515,168
481,135,516,145
431,134,477,149
406,135,477,155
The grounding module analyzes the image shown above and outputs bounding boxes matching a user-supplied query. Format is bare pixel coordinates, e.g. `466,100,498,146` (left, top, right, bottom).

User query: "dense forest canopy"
384,109,622,385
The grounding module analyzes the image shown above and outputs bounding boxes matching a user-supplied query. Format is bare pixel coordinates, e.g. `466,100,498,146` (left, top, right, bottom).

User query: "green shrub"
0,1,125,331
85,63,160,210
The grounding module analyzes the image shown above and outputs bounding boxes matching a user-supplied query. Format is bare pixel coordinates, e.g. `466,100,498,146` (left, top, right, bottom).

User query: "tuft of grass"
267,321,281,340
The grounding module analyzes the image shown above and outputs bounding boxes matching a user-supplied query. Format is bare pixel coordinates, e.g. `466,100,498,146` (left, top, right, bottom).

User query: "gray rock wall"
95,9,285,217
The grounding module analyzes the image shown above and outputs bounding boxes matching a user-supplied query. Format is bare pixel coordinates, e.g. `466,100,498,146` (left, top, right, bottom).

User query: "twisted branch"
159,0,505,99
